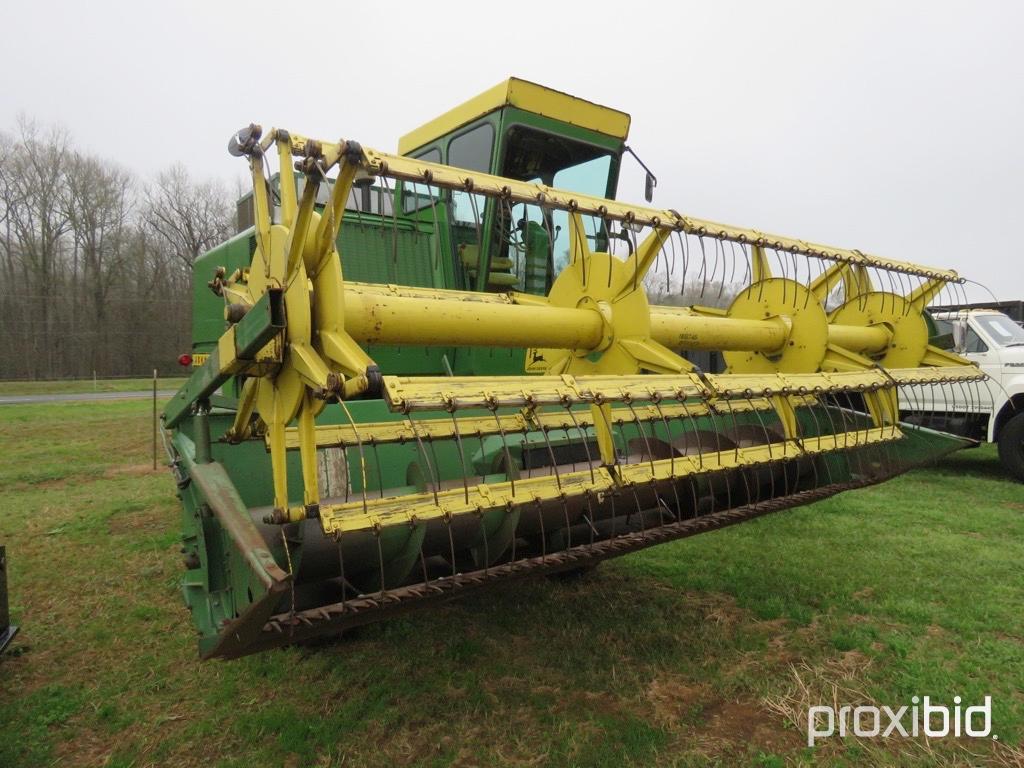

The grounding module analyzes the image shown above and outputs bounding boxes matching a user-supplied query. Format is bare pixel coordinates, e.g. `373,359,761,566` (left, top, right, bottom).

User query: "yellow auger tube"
339,285,892,358
342,289,606,350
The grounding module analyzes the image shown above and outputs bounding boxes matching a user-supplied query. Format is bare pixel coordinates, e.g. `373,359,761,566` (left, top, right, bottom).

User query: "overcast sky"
2,1,1021,299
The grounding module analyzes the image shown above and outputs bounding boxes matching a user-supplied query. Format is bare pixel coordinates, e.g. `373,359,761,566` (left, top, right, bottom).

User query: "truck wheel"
997,412,1024,483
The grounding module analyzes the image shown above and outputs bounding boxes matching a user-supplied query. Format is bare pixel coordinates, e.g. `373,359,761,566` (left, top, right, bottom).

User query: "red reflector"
178,353,193,367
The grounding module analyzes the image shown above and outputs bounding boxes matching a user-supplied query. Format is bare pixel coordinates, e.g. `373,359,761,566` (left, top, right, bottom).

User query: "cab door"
960,319,998,412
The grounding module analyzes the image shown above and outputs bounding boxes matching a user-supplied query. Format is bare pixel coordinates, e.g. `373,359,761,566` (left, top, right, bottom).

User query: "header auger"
163,79,986,658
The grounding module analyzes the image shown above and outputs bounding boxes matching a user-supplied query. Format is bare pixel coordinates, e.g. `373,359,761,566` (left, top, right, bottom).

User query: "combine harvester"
163,79,986,659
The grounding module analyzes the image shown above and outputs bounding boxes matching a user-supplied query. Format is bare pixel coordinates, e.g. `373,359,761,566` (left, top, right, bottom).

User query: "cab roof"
397,77,631,155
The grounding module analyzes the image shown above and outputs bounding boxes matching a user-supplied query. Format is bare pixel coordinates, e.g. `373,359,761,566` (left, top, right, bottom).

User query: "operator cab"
398,77,631,295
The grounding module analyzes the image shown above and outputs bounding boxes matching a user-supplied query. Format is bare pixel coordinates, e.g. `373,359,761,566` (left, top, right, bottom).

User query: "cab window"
963,326,989,354
402,147,441,214
448,124,494,225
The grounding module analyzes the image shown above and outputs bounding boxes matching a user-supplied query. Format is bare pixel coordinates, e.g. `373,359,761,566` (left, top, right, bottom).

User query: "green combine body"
165,79,981,659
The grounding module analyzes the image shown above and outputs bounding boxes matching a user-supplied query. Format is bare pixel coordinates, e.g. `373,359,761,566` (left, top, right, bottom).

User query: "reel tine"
653,399,683,520
338,400,371,515
895,270,910,315
697,235,708,299
746,395,770,505
884,268,899,315
712,237,724,301
678,393,704,471
490,404,517,496
426,179,444,273
566,405,596,483
537,408,564,493
519,411,533,481
803,255,815,309
448,407,471,505
788,250,800,310
802,397,825,490
775,248,789,306
667,229,678,283
727,240,738,297
739,242,753,298
677,231,690,297
708,405,733,510
407,412,440,507
626,399,656,476
370,439,386,499
625,221,638,291
535,497,547,560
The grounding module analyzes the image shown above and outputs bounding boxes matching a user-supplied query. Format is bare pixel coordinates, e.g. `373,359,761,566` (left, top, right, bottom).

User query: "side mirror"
644,172,656,203
624,146,658,204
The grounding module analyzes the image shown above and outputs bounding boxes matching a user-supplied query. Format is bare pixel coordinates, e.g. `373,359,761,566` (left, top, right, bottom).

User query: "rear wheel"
997,412,1024,482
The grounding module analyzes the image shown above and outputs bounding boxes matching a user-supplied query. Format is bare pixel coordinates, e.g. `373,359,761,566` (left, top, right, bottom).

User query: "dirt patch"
759,619,797,665
995,632,1024,646
646,674,803,754
699,698,805,753
647,676,710,725
649,676,803,756
684,591,748,627
107,504,166,535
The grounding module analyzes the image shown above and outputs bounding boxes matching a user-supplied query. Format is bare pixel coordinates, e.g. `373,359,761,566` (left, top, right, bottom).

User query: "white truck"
903,309,1024,481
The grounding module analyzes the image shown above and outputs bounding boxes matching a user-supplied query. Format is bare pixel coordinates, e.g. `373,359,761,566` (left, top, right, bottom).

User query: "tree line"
0,118,234,380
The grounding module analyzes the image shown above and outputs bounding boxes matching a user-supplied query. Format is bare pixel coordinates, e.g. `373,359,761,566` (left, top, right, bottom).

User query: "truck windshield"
976,313,1024,347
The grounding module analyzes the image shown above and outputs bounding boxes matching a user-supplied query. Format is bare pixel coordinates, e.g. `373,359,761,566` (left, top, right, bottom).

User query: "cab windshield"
494,126,616,292
976,313,1024,347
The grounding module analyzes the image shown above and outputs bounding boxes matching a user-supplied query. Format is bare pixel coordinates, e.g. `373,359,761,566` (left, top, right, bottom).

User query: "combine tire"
997,412,1024,483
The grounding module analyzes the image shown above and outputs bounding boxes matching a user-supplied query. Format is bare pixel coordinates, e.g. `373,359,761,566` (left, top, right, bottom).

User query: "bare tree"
2,118,74,377
144,164,232,271
65,152,135,372
0,118,234,380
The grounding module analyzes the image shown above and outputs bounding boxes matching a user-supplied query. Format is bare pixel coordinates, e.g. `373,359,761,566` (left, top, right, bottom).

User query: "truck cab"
908,309,1024,480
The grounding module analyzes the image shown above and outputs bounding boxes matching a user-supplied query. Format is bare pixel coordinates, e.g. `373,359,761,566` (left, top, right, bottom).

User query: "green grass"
0,377,187,396
0,400,1022,767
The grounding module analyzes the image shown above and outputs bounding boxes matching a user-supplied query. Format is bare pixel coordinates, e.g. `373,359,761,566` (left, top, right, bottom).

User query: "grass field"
0,399,1022,767
0,377,187,396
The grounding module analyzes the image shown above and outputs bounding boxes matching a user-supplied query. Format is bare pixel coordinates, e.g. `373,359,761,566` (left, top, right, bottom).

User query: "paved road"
0,390,176,405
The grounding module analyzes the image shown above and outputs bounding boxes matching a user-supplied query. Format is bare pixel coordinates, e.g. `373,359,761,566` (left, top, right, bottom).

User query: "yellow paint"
317,425,899,536
397,77,631,155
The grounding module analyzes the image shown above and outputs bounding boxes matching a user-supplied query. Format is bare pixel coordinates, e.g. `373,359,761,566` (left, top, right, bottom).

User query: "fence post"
152,368,158,471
